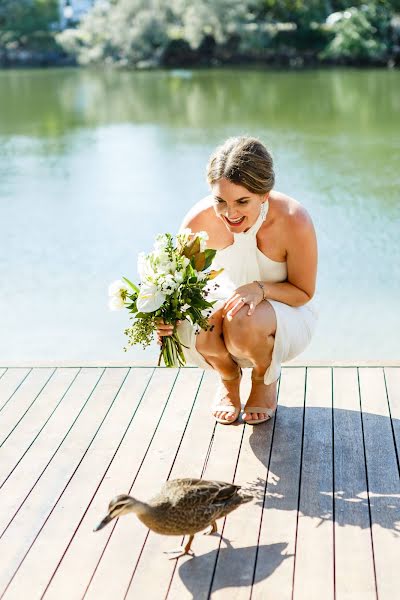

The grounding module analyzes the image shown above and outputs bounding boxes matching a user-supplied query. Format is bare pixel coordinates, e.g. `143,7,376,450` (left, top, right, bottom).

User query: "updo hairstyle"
206,136,275,194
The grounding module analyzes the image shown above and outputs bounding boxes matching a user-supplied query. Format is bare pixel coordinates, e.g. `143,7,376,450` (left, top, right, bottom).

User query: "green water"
0,67,399,362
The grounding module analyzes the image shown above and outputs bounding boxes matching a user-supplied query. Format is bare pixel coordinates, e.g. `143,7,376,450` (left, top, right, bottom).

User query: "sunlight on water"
1,68,399,362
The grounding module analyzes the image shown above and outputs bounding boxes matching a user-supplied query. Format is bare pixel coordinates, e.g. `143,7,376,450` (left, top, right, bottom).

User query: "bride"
156,136,318,425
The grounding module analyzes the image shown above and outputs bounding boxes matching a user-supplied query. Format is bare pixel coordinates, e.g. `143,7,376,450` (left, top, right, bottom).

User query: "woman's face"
211,178,268,233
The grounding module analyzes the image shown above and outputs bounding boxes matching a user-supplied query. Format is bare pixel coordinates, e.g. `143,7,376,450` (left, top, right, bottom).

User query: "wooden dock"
0,366,399,599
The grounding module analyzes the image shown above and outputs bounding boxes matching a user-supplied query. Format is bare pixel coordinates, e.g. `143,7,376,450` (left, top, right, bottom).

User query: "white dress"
176,202,318,384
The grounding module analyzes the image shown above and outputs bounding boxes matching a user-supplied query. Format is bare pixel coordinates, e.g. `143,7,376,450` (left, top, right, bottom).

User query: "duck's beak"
93,513,113,532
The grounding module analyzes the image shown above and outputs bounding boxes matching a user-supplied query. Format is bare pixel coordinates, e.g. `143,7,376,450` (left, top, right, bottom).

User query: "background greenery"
1,0,399,67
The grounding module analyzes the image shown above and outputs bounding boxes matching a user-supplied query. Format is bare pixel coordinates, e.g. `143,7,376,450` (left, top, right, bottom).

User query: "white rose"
136,282,166,313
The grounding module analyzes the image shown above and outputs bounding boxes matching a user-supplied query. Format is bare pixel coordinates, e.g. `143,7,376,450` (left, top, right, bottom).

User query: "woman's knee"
223,302,277,354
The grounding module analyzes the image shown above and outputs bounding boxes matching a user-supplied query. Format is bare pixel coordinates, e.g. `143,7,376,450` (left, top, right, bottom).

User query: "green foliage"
57,0,172,66
321,4,392,61
0,0,59,48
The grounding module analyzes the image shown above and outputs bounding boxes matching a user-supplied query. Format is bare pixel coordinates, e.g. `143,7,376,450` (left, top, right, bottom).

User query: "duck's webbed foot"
163,535,195,560
203,521,218,535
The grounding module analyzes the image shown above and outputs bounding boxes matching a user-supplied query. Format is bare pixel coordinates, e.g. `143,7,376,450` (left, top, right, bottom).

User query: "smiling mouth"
224,216,245,226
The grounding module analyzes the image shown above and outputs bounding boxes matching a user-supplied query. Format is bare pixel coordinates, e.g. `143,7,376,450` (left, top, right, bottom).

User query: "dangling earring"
260,201,267,221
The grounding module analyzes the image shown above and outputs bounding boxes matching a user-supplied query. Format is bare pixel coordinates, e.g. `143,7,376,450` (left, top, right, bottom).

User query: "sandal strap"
221,366,242,382
251,374,266,382
243,406,276,416
212,404,239,414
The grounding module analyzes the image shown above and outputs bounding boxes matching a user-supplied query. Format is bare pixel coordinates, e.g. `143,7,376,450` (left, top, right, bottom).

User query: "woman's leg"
195,307,241,422
223,301,278,422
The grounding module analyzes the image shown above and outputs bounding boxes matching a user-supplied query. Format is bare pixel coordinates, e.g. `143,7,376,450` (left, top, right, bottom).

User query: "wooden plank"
384,367,400,469
166,372,246,600
359,368,400,600
41,368,178,600
0,368,79,481
0,368,54,444
0,368,102,492
209,372,277,600
293,368,334,600
124,370,217,599
83,368,203,600
0,369,31,412
252,368,306,600
2,368,154,599
333,368,376,600
0,367,117,592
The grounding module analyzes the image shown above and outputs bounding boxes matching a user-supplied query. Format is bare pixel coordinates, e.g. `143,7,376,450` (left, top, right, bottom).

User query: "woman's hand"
155,319,182,345
222,282,264,320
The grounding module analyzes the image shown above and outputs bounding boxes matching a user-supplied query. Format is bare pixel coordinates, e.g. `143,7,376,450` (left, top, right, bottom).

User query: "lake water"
0,67,399,364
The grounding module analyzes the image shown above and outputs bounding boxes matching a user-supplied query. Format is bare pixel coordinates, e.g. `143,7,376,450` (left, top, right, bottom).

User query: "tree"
0,0,59,49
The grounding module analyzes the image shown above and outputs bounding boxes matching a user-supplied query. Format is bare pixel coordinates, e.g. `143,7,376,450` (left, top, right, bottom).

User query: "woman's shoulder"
269,191,314,232
179,196,225,244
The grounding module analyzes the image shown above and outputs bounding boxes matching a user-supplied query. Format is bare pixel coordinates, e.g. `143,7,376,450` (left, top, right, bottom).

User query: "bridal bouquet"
108,229,223,367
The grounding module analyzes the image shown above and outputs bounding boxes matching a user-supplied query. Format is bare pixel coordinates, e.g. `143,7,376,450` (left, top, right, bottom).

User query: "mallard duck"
94,478,253,558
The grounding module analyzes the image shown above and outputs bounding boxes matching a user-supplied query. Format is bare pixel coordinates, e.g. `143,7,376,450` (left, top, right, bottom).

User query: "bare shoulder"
178,196,223,246
270,191,315,237
179,196,213,232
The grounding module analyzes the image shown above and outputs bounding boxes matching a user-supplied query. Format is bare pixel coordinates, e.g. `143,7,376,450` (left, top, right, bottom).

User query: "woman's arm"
260,205,318,307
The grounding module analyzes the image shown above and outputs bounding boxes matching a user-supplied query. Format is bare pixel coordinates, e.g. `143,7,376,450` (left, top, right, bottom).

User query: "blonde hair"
207,136,275,194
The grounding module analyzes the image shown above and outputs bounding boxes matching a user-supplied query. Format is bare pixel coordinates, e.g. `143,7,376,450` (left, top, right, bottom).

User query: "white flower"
159,274,178,295
175,271,184,283
136,282,166,313
181,256,190,269
196,271,207,281
197,230,209,252
153,233,169,251
137,252,155,282
181,303,191,312
108,279,128,298
108,296,125,311
179,227,192,238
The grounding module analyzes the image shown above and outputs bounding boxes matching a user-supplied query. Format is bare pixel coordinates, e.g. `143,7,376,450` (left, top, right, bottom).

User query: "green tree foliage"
322,4,392,61
0,0,59,49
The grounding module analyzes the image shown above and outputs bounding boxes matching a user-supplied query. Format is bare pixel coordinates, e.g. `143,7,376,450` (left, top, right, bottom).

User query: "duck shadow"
246,405,400,534
177,542,290,599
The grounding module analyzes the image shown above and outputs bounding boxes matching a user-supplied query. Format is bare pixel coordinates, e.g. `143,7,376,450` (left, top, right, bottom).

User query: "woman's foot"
212,367,242,424
242,372,277,424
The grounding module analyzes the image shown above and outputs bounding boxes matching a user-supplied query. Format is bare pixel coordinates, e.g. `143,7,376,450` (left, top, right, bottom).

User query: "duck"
94,478,253,558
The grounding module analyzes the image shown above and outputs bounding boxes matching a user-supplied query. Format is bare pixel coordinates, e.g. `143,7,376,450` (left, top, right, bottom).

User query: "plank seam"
40,367,155,599
0,368,130,599
0,368,57,447
206,421,247,599
124,370,206,599
331,367,336,600
81,368,182,598
357,367,379,600
0,368,82,489
0,368,32,413
383,368,400,477
0,368,106,536
249,376,281,600
291,366,308,600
